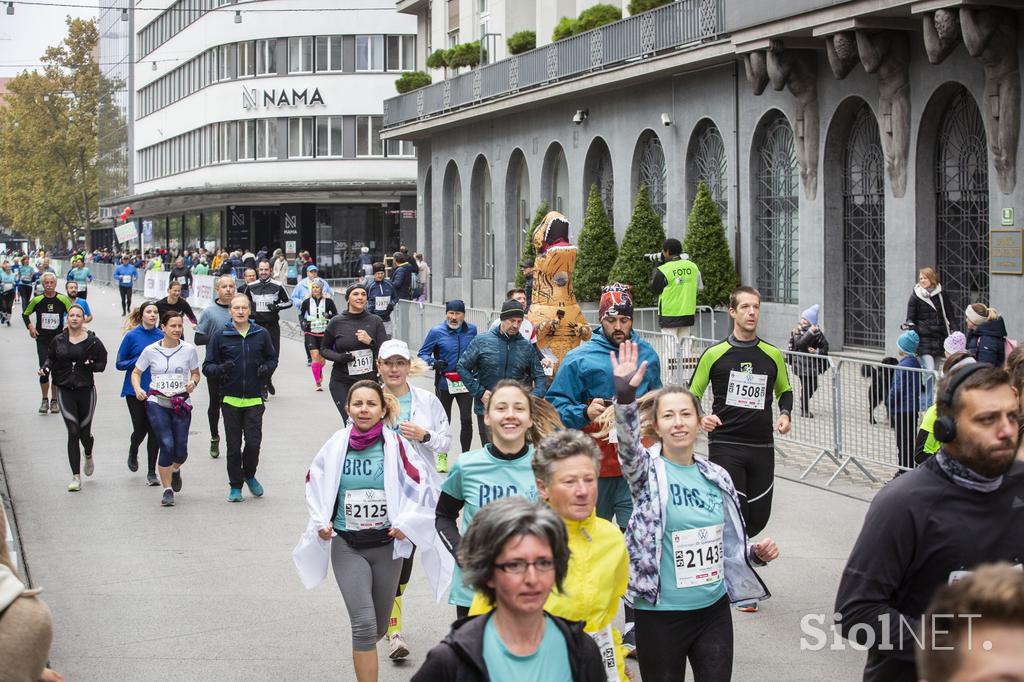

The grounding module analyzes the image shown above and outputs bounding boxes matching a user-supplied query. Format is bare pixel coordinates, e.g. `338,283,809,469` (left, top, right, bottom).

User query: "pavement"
1,284,873,680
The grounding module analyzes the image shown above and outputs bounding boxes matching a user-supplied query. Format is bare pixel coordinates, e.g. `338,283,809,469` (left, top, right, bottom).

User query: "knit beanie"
499,300,525,320
599,284,634,320
445,299,466,313
943,331,967,355
897,329,920,355
801,304,820,326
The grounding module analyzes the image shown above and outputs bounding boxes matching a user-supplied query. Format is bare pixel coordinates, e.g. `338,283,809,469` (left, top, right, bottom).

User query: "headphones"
933,362,993,443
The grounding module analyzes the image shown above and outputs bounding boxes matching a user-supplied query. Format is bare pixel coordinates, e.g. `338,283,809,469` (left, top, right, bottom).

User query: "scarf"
935,450,1003,493
349,421,384,451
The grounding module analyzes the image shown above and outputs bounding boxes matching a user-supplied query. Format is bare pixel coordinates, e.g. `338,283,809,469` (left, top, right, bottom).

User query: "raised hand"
610,340,648,389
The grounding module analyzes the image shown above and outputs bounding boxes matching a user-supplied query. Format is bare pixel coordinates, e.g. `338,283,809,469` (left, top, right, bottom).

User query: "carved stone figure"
767,47,819,200
743,51,770,95
826,32,860,80
961,6,1019,194
922,9,961,65
857,30,911,198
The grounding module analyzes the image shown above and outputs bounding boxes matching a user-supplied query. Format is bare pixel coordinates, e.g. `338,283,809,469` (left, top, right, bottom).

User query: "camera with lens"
643,252,664,264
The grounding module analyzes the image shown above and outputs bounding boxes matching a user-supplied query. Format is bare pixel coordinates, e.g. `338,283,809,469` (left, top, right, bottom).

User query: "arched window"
443,162,462,277
551,149,569,214
755,113,799,304
688,121,728,225
637,132,667,220
936,87,989,313
507,150,531,269
843,104,886,348
471,156,493,278
583,137,614,224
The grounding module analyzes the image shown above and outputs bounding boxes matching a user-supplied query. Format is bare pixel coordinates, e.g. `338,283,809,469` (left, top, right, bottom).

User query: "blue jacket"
417,320,479,392
202,322,279,400
115,324,164,397
457,326,547,414
547,330,663,429
114,263,138,288
966,317,1007,367
391,263,415,300
367,279,397,321
887,355,922,414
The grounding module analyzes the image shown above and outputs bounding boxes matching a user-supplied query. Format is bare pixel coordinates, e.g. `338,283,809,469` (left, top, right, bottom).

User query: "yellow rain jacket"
469,511,630,681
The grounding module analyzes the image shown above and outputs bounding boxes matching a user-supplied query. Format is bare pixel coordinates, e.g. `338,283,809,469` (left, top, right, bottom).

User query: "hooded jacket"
411,612,607,682
45,329,107,389
966,317,1007,366
201,321,279,399
457,325,547,415
366,278,397,321
418,320,479,392
905,285,955,357
391,262,415,300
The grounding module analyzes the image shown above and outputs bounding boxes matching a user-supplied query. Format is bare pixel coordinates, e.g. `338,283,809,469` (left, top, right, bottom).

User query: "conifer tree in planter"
608,185,665,308
575,184,618,302
682,181,738,308
515,199,548,289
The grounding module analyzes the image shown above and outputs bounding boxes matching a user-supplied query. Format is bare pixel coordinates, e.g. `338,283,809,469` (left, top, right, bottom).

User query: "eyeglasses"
494,558,555,574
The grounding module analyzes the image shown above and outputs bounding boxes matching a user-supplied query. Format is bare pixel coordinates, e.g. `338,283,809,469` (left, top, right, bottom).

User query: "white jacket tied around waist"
292,425,453,600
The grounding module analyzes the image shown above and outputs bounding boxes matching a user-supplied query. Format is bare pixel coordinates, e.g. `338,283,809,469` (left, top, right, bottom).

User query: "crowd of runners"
4,249,1023,682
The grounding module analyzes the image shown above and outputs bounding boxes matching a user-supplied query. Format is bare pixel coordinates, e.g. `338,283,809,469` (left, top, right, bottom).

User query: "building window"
239,119,257,160
386,139,415,157
316,35,343,72
386,35,416,71
288,117,315,158
218,121,234,162
356,35,385,71
256,39,276,76
288,36,314,74
238,41,256,78
217,44,234,81
637,133,666,221
447,0,459,33
316,116,343,157
689,122,727,224
356,115,383,156
448,30,459,48
256,119,277,159
755,113,799,304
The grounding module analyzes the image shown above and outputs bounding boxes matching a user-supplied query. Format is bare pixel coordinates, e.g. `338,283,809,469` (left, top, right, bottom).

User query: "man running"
689,286,792,540
168,256,193,299
65,281,92,323
244,259,291,398
114,254,138,315
417,300,478,457
836,363,1024,681
367,263,397,338
196,274,235,458
23,273,73,414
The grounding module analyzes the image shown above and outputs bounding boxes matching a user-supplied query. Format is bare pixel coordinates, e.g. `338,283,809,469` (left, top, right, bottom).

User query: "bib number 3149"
725,371,768,410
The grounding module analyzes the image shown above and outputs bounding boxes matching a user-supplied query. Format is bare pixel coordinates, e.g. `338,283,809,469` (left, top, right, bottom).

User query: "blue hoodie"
115,324,164,397
546,329,663,429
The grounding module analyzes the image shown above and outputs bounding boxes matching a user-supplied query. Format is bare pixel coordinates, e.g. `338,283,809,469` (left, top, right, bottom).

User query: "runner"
64,281,92,323
612,340,779,681
236,268,257,294
299,281,338,391
202,294,278,502
487,288,552,371
243,259,292,398
414,497,606,681
43,304,107,492
155,280,198,329
168,256,192,298
16,255,36,310
65,257,93,300
291,264,334,367
417,300,478,459
23,273,73,414
366,263,397,338
377,339,451,661
688,286,792,561
116,303,164,485
467,430,631,681
293,380,452,682
196,274,235,458
321,283,388,421
113,255,138,316
131,311,201,507
0,262,16,326
435,379,562,617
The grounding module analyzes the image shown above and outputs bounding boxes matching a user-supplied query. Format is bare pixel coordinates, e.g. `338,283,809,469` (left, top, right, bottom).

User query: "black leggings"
635,596,733,682
893,410,918,470
125,396,159,475
0,291,13,317
436,387,474,452
17,284,32,310
207,375,222,439
708,442,774,537
56,386,96,475
119,286,133,315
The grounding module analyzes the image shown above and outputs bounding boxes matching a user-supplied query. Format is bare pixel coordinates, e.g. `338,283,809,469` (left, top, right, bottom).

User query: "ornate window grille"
638,134,666,221
843,105,886,348
690,123,728,225
448,173,462,277
755,114,799,304
586,142,614,223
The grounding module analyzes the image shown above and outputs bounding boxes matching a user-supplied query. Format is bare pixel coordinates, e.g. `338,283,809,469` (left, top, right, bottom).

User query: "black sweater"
834,455,1024,682
320,309,388,382
45,330,108,389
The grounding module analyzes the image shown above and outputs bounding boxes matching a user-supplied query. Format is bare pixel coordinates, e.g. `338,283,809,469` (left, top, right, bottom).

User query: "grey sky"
0,2,97,78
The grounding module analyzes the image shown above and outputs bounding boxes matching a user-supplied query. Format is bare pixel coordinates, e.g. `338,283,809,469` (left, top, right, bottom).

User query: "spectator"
391,252,416,300
888,329,922,474
906,267,954,406
414,252,430,301
358,246,373,279
649,238,701,357
520,259,535,308
965,303,1007,366
787,303,830,418
271,249,289,286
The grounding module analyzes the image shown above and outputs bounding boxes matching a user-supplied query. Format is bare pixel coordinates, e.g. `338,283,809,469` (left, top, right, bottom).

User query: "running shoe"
736,602,759,613
161,489,174,506
227,488,244,503
435,452,449,474
127,452,139,472
67,476,81,492
171,470,182,492
210,437,220,459
50,399,59,414
146,472,160,486
245,477,264,497
621,627,637,658
388,633,410,660
83,456,94,477
315,383,323,392
38,398,48,414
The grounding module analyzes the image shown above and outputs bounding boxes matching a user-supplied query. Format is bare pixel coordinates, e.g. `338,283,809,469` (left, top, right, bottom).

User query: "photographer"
649,238,701,355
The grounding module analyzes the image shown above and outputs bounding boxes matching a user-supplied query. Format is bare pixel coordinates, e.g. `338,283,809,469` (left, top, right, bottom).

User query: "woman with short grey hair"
414,497,607,681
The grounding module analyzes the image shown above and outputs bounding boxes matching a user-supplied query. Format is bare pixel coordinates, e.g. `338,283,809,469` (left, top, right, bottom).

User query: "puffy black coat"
966,317,1008,366
905,286,955,357
788,325,830,377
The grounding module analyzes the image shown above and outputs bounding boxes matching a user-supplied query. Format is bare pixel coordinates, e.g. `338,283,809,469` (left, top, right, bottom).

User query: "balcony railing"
383,0,725,128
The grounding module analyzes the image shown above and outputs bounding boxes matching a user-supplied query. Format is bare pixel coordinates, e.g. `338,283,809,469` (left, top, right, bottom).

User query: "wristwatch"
421,432,431,443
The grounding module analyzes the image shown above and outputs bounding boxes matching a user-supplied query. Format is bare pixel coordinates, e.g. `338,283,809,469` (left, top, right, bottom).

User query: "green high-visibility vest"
657,259,700,317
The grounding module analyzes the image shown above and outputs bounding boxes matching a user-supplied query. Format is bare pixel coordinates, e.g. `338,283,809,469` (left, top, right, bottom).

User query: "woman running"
435,379,563,617
155,280,198,328
612,340,779,682
116,303,164,486
299,281,337,391
43,304,107,492
377,338,452,661
321,283,388,420
293,380,452,682
0,262,16,326
131,310,200,507
16,255,36,310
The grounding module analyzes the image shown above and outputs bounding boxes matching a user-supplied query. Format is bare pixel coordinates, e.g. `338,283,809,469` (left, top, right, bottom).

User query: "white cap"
378,339,411,360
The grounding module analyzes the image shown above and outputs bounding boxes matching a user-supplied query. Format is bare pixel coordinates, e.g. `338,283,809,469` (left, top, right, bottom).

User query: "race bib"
150,372,186,396
725,370,768,410
671,524,724,589
446,378,468,394
374,296,390,312
607,426,618,445
40,312,60,330
344,489,389,530
253,293,276,313
589,625,618,682
1,282,12,292
309,317,327,334
347,348,373,375
121,275,133,285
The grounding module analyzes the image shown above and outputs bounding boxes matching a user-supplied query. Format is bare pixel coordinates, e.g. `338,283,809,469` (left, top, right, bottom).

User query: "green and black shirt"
689,335,793,446
23,293,73,340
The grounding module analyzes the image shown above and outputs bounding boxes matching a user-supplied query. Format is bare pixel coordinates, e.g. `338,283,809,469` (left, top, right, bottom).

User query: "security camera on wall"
661,113,673,127
572,109,588,125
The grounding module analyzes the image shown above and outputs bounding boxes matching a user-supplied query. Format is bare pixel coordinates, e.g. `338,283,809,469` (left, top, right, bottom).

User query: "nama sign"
242,87,326,109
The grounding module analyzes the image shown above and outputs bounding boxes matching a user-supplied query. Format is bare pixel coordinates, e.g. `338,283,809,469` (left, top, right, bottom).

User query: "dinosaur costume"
527,211,592,379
